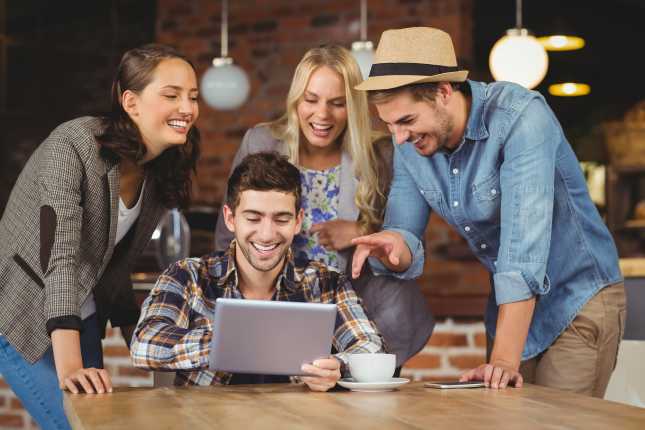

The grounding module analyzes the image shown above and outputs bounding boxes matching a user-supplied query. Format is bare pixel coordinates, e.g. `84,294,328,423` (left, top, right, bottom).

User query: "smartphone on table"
424,381,486,389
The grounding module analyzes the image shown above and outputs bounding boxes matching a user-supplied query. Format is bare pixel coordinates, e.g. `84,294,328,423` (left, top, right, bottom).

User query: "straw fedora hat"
355,27,468,91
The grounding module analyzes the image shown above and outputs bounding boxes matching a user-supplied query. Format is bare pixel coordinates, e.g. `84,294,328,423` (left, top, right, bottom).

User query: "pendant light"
489,0,548,89
351,0,374,80
201,0,250,110
548,82,590,97
537,17,585,51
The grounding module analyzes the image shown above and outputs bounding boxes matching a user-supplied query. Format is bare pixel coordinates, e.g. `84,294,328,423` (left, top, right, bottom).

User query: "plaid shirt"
131,241,384,386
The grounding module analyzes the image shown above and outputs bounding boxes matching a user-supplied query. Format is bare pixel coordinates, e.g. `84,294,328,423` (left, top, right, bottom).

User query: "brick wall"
1,1,490,428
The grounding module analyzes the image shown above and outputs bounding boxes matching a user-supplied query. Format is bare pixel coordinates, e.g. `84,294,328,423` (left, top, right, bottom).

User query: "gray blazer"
214,125,434,366
0,117,165,363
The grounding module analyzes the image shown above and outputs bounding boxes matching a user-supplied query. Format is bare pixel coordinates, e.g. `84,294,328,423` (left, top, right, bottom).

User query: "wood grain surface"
64,382,645,430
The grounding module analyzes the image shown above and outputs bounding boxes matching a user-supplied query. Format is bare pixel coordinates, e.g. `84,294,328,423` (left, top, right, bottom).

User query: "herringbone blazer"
0,116,165,363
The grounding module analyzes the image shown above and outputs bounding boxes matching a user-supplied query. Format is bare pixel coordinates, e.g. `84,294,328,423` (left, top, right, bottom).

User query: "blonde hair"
266,45,384,232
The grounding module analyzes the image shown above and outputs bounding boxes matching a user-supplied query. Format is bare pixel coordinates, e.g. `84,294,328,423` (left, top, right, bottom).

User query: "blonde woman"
214,45,433,369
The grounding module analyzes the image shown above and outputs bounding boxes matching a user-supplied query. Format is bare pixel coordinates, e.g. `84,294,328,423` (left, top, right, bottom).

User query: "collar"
215,240,298,294
463,80,489,141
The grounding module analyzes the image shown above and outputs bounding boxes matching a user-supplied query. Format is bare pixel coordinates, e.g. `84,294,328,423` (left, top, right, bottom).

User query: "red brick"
427,333,468,347
449,354,486,369
117,366,152,378
0,378,8,388
10,397,23,410
103,346,130,358
0,414,24,427
0,396,6,407
474,332,487,348
403,354,441,369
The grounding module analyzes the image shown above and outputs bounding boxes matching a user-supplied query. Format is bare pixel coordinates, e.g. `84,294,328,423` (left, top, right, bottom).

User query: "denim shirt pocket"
472,172,501,221
419,188,447,218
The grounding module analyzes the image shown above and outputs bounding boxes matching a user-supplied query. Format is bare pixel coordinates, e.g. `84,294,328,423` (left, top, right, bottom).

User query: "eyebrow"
303,91,345,102
386,114,414,126
241,210,294,218
161,85,199,93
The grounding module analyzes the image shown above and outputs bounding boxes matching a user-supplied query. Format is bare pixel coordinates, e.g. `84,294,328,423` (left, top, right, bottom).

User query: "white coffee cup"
348,353,396,383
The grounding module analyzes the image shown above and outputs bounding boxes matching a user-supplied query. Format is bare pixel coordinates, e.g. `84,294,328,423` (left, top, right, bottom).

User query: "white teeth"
410,136,423,145
168,120,188,128
311,123,332,131
252,243,278,252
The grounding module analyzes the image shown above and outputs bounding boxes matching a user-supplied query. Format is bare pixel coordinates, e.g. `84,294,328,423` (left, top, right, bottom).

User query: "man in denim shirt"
352,27,625,397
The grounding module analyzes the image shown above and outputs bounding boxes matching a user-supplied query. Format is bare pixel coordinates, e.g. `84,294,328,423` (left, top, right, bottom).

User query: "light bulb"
489,29,549,89
201,58,250,110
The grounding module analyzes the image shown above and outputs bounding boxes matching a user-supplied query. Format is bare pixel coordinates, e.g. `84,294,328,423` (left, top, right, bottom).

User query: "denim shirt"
372,80,622,360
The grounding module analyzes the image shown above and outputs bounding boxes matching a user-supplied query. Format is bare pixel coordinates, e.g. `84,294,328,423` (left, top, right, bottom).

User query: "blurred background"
0,1,644,426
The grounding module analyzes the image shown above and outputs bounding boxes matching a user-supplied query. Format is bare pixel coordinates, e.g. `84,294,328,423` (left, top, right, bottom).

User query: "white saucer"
337,377,410,392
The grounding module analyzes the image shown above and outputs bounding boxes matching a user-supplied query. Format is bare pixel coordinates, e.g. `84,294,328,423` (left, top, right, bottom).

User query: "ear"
436,82,454,106
121,89,139,117
222,204,236,234
294,208,304,235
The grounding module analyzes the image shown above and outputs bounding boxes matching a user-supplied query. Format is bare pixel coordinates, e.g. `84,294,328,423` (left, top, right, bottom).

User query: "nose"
392,126,410,145
256,218,276,242
314,102,331,120
178,96,193,115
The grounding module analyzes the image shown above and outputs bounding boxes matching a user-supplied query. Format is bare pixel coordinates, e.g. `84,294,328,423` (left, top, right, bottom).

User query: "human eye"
163,94,178,100
331,100,346,108
246,216,261,223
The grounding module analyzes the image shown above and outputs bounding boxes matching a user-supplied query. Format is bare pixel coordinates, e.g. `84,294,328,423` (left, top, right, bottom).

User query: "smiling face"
375,90,456,157
223,189,303,275
296,66,348,150
123,57,199,159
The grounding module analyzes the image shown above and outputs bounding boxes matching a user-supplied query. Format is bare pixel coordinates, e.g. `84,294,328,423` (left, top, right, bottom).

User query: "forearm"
489,297,536,369
51,329,84,384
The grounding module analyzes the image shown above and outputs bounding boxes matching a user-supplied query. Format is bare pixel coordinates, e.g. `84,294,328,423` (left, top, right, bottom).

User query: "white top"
80,180,146,319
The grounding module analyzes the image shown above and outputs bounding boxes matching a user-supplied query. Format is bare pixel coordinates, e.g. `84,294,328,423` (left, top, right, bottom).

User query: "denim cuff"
493,271,550,305
368,228,424,280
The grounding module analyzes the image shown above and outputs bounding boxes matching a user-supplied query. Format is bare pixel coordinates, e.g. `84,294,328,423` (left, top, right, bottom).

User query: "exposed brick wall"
1,1,489,427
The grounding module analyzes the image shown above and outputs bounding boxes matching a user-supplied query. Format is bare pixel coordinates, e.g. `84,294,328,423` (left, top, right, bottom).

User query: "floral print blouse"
292,165,341,269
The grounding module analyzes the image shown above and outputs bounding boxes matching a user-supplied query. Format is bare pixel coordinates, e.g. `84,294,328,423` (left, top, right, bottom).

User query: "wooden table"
64,382,645,429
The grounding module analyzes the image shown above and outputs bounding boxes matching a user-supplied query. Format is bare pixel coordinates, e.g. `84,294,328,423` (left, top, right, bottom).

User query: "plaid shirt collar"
214,239,298,294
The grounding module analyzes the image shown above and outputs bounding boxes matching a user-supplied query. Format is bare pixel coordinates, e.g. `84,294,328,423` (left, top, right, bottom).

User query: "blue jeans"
0,314,104,430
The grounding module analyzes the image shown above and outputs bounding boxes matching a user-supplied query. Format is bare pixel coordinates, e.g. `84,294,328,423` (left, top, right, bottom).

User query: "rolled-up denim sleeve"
493,97,558,305
370,143,430,280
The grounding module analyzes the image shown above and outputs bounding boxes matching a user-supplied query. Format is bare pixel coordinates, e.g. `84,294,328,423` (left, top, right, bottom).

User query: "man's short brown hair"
368,81,467,105
226,151,302,212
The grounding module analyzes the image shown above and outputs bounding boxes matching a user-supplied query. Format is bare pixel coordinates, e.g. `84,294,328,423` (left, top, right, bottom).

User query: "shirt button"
420,189,425,195
453,201,459,207
491,189,497,195
464,226,471,232
452,168,459,175
481,243,487,249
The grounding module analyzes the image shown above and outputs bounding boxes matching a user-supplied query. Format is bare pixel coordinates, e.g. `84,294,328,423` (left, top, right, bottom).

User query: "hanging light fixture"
548,82,590,97
201,0,250,110
489,0,548,89
537,17,585,51
351,0,374,80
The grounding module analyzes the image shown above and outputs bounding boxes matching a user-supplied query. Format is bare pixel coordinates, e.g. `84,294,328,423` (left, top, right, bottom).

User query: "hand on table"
61,367,113,394
459,360,523,389
300,357,341,392
310,220,361,251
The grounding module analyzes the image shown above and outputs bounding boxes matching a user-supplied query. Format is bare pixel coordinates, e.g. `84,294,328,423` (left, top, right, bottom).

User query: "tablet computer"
209,298,337,376
424,381,486,389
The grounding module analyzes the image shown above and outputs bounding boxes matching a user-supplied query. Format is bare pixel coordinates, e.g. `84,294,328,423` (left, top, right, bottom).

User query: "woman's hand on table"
310,220,361,251
459,360,523,389
300,357,341,392
61,367,113,394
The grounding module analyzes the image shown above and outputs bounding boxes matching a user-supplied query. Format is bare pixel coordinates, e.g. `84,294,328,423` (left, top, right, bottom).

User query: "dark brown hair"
226,152,302,212
96,44,200,209
368,81,468,105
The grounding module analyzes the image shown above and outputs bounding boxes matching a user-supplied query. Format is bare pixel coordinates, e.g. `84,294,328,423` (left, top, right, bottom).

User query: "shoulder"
158,254,220,288
42,116,104,160
242,124,286,153
479,81,543,117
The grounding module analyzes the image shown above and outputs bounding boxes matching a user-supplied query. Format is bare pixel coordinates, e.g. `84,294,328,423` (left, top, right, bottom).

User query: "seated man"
131,151,384,391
